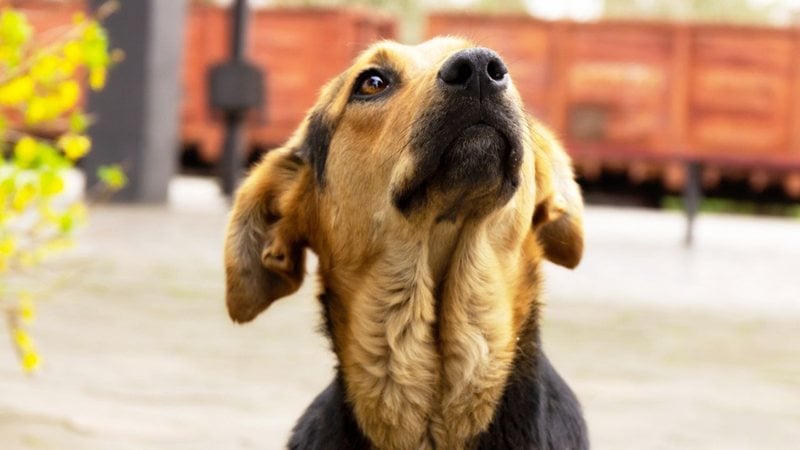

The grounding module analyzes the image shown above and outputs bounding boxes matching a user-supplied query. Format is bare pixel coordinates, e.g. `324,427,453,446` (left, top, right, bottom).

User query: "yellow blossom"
12,183,37,212
25,96,49,124
59,134,91,160
0,75,34,105
14,136,38,166
57,80,80,110
40,171,65,196
63,41,83,65
0,236,16,256
19,292,36,323
21,351,41,373
13,328,35,353
89,67,106,90
30,54,61,84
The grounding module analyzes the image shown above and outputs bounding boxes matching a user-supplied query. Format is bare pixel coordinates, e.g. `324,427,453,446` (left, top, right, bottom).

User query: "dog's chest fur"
328,217,535,450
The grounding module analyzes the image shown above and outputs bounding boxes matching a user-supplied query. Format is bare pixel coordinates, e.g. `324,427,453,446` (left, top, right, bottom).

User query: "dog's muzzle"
394,48,523,216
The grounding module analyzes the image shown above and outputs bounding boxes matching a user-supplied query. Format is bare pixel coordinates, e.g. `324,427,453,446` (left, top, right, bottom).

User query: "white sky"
221,0,800,22
751,0,800,6
525,0,604,20
526,0,800,21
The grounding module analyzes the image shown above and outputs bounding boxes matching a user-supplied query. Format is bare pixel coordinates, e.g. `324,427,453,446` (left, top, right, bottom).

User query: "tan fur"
224,37,584,449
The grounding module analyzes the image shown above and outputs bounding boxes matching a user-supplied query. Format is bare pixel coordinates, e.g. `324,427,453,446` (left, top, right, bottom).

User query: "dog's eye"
354,70,389,97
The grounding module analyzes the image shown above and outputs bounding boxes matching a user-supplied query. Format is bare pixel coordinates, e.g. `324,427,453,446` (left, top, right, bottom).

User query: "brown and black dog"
224,37,588,450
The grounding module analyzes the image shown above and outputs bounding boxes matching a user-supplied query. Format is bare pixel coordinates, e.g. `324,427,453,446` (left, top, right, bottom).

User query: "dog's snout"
438,48,508,98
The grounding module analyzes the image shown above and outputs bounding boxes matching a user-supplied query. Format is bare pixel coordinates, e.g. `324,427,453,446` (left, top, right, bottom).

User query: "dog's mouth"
393,115,523,217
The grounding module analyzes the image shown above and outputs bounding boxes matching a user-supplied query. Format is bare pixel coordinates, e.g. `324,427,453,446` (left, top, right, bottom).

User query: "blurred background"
1,0,798,449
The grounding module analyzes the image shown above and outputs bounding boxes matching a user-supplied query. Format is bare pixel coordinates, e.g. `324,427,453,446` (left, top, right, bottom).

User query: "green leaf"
0,10,32,45
58,211,75,233
12,182,37,212
97,164,127,190
0,10,32,66
37,142,69,170
69,112,89,133
81,22,110,70
40,170,65,197
0,176,15,199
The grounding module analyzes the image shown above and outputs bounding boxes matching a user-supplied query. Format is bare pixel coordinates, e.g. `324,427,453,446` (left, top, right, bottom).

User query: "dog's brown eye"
359,75,387,95
356,72,389,97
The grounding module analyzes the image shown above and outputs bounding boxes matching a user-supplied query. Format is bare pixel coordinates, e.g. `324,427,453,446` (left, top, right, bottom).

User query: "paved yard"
1,177,798,450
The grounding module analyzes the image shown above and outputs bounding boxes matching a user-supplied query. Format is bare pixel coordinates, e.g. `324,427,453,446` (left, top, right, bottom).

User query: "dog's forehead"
357,37,475,72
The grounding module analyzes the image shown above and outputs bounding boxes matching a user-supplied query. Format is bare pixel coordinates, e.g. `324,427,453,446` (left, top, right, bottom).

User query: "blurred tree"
0,4,125,374
603,0,782,25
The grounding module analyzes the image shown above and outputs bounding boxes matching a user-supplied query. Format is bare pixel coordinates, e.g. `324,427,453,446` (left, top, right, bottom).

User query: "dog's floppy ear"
530,121,584,269
224,146,313,323
224,76,341,323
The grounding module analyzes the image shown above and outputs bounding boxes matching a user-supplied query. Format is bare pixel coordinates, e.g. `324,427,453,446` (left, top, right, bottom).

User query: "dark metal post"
220,112,245,196
220,0,249,196
231,0,248,60
683,161,702,246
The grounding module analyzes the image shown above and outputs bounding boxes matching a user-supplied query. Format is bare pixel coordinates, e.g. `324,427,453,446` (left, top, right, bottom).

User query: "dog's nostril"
487,58,508,82
439,48,509,97
439,57,474,86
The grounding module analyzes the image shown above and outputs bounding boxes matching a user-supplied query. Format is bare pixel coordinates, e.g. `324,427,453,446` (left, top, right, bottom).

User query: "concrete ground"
1,177,798,450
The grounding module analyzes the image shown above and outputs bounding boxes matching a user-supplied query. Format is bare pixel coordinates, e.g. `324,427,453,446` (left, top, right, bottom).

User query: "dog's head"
224,37,583,323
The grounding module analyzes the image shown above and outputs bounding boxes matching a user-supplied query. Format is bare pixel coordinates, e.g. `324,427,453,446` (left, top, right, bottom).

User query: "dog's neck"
318,212,543,450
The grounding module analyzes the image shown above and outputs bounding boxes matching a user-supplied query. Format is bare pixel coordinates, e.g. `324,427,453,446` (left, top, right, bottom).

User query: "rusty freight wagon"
428,13,800,198
8,2,800,197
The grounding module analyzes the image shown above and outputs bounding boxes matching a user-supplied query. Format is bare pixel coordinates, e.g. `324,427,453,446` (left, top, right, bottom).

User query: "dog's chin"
393,124,521,219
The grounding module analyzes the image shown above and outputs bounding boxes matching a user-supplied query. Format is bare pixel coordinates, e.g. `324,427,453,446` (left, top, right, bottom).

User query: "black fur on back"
288,374,372,450
474,311,589,450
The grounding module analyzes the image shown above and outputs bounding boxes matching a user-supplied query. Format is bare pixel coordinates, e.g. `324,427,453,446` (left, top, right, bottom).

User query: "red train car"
7,3,800,196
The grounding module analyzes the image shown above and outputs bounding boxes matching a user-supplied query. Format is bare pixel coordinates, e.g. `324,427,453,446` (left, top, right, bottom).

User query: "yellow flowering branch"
0,2,125,374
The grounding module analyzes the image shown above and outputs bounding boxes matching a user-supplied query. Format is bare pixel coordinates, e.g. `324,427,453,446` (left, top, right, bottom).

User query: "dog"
224,37,588,450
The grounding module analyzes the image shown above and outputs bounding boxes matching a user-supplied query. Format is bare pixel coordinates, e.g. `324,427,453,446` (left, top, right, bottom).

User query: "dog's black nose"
438,48,508,98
